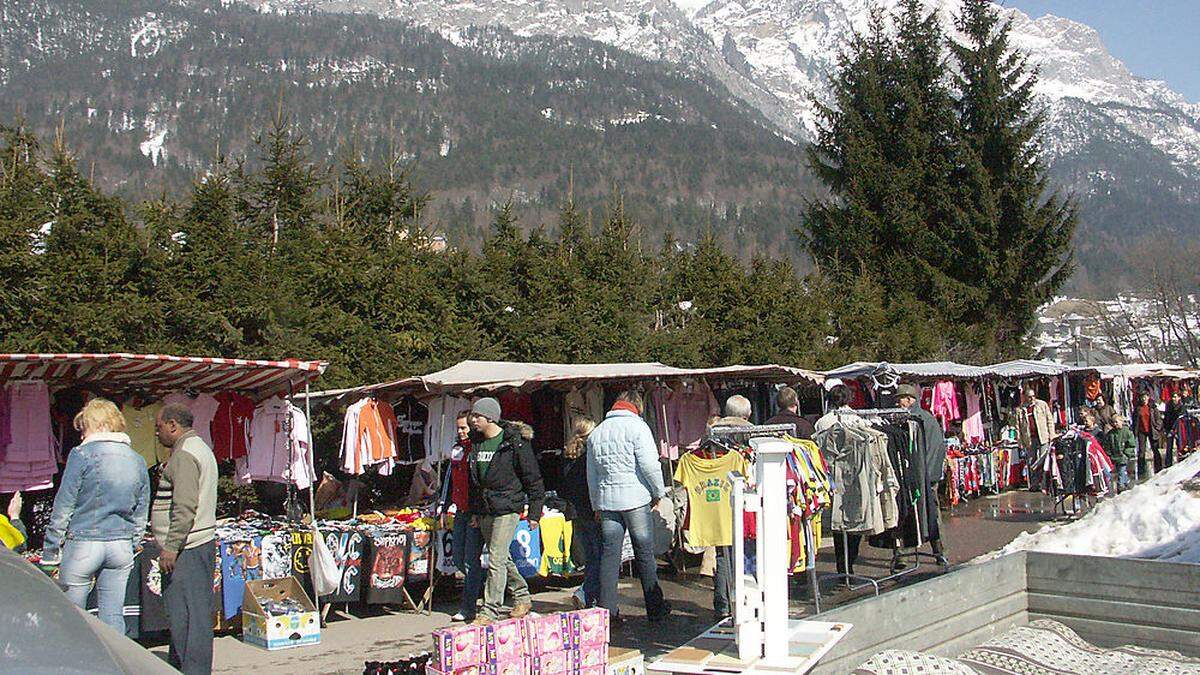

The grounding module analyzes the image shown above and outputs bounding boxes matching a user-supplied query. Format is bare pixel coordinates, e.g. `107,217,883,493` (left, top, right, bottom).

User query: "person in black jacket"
560,417,600,609
1164,390,1184,469
765,386,815,439
895,384,949,570
466,397,545,626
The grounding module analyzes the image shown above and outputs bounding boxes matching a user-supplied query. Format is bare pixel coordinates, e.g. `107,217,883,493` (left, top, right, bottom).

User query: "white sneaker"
452,612,467,622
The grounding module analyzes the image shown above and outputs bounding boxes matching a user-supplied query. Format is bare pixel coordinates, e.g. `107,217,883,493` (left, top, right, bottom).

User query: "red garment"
450,440,471,512
1138,405,1152,434
611,400,639,415
210,392,254,461
497,391,535,425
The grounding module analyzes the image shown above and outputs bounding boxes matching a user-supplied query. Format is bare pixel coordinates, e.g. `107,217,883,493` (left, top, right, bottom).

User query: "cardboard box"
486,617,529,663
432,624,485,671
425,659,528,675
527,613,571,654
607,647,644,675
571,608,610,647
577,641,607,669
240,578,320,650
531,649,575,674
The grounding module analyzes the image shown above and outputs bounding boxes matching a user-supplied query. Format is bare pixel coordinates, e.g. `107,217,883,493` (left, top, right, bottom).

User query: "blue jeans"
573,518,602,607
457,518,485,618
714,546,733,615
599,503,665,619
58,539,136,635
1116,464,1130,490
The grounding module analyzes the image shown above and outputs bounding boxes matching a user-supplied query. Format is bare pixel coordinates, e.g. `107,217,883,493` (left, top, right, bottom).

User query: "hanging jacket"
467,422,545,521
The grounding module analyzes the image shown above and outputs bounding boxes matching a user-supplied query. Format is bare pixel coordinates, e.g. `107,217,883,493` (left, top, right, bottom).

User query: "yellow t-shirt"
673,452,749,547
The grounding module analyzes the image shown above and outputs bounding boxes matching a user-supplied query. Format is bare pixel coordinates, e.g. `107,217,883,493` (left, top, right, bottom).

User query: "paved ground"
149,490,1061,674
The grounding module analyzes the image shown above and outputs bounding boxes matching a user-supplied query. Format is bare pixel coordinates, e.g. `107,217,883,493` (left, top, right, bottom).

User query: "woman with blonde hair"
561,416,601,608
43,398,150,634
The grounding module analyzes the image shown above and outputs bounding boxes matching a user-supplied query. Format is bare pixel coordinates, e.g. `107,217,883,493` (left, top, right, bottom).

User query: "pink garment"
963,384,985,443
0,382,60,492
238,397,314,489
930,381,961,431
665,382,720,456
161,392,219,450
647,385,671,459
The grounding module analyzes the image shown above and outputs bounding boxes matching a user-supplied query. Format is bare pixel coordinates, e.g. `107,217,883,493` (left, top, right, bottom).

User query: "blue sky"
1002,0,1200,102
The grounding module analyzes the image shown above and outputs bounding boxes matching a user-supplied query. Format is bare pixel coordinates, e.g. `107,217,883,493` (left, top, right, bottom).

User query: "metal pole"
303,381,321,623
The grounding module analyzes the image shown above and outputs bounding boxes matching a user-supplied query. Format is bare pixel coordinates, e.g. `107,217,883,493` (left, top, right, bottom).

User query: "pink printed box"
530,649,576,674
527,613,571,655
570,608,610,647
485,618,530,663
431,625,485,672
577,641,607,669
425,657,529,675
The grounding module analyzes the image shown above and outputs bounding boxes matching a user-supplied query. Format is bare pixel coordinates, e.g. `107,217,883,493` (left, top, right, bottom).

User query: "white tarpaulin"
825,361,989,380
985,359,1073,378
303,360,823,403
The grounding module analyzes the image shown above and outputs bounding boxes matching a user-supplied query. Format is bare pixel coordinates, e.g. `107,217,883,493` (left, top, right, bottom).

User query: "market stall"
0,352,329,640
299,359,826,612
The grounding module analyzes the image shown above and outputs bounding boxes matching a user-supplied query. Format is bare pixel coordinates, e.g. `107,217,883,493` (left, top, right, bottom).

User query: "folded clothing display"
854,620,1200,674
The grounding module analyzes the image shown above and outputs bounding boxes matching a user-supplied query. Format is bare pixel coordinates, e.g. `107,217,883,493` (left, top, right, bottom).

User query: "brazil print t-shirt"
673,451,749,547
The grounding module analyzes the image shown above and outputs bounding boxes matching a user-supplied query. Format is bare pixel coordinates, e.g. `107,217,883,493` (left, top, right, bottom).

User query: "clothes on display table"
235,396,315,489
945,443,1016,506
0,381,59,492
341,397,399,476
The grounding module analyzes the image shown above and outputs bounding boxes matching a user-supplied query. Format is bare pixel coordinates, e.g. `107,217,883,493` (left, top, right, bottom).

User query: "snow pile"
990,453,1200,564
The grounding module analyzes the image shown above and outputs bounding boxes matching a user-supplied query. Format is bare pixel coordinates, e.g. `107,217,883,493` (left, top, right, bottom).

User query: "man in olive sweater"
153,404,218,675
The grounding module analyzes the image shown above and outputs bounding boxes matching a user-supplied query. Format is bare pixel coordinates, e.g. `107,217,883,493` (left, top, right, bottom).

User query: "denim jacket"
42,432,150,563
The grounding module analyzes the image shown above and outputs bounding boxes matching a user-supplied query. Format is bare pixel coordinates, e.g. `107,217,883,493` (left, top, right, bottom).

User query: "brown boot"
510,602,533,619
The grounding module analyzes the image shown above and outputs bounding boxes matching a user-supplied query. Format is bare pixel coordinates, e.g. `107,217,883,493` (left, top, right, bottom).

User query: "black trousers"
164,541,216,675
833,532,861,574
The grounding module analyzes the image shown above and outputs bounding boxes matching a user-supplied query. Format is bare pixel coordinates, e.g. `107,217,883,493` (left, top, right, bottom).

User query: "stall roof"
303,360,823,403
1083,363,1198,379
0,353,327,399
986,359,1072,378
824,361,989,380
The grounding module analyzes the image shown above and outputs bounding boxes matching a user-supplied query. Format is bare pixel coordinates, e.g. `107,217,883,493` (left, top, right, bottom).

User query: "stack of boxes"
429,608,609,675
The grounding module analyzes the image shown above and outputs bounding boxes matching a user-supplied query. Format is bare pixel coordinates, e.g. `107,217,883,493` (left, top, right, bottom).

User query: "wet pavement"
187,489,1062,673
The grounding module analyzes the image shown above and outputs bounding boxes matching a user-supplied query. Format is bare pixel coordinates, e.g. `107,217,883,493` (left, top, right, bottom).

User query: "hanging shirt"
424,396,473,461
125,402,165,467
673,451,749,548
449,441,471,512
162,392,220,450
211,392,254,462
564,384,605,443
239,397,314,489
393,397,427,464
665,382,720,456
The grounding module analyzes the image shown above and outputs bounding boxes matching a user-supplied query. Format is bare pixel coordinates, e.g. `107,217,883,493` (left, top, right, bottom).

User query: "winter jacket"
1093,404,1120,430
587,409,667,512
1134,404,1164,443
1017,399,1055,451
43,433,150,563
467,422,545,521
908,405,947,484
559,453,593,521
1103,427,1138,465
1165,402,1185,437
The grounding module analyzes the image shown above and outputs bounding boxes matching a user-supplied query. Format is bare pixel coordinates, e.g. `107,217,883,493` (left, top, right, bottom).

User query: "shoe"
935,554,950,568
452,612,467,622
510,602,533,619
472,616,493,626
648,601,672,623
889,556,908,573
570,588,585,610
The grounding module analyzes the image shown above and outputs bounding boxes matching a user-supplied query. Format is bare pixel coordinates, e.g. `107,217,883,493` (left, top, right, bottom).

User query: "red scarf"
611,400,639,415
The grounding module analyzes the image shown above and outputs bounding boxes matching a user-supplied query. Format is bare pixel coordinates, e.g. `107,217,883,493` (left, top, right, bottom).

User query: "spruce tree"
0,125,50,350
952,0,1077,355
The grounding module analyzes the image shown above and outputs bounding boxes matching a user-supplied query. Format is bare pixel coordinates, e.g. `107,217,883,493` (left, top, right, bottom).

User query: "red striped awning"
0,353,327,399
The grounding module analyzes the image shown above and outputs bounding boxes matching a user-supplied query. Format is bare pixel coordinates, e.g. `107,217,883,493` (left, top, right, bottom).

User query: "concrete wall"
809,551,1200,673
1026,551,1200,657
808,552,1029,674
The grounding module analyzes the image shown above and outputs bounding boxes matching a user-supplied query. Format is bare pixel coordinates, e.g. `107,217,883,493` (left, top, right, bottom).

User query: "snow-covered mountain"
239,0,1200,177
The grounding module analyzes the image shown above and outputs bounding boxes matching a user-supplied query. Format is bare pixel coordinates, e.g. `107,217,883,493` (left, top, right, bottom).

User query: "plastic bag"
309,526,340,597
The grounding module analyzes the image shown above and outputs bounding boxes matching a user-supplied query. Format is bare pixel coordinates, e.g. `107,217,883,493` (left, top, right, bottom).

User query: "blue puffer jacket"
42,433,150,562
586,409,666,512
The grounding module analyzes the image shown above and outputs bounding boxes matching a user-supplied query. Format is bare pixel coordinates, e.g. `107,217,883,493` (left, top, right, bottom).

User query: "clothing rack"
822,408,930,596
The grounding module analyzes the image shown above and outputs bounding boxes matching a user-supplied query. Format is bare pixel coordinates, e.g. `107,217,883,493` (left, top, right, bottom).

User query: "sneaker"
471,616,493,627
935,554,950,568
510,602,533,619
451,612,468,622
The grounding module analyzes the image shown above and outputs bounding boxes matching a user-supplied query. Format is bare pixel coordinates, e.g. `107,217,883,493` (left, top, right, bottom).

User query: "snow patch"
140,122,168,166
987,453,1200,564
